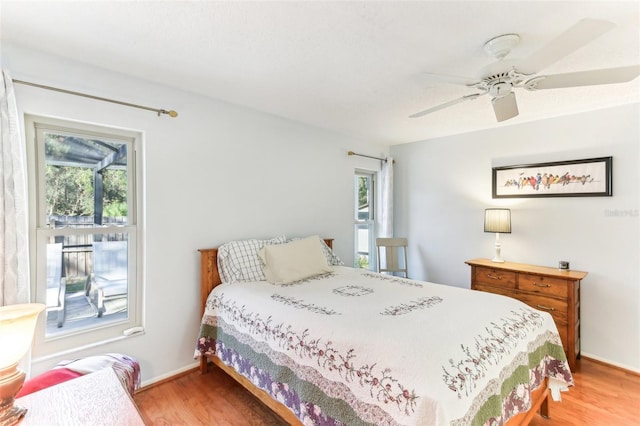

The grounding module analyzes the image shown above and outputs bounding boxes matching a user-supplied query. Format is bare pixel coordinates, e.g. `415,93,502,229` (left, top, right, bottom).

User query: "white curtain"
0,69,30,306
379,156,394,237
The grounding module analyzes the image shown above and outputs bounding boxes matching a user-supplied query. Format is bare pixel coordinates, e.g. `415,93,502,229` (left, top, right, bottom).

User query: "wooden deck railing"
48,215,127,278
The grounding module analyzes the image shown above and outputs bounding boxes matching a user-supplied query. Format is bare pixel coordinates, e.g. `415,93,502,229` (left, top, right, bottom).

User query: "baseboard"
137,362,200,392
581,353,640,376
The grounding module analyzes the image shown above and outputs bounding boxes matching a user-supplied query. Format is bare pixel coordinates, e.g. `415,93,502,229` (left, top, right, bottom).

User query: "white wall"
2,44,386,384
391,104,640,372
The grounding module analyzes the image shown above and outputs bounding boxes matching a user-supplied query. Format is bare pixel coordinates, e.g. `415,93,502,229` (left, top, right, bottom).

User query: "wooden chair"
376,237,408,278
89,241,128,317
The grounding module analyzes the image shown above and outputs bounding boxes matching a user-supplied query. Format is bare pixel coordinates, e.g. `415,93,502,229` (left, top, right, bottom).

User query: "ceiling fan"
410,19,640,122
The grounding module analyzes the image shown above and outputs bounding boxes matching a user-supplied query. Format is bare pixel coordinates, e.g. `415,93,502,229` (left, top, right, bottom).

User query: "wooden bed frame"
197,240,551,425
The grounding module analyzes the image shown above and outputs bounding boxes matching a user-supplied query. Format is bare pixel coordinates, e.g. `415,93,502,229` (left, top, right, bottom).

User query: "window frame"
25,114,144,359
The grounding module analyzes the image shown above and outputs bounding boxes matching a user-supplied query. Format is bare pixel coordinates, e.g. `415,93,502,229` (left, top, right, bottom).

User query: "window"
26,115,143,357
354,170,375,269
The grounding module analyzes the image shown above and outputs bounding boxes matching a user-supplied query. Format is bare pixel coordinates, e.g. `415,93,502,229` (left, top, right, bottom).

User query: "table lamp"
0,303,45,426
484,208,511,263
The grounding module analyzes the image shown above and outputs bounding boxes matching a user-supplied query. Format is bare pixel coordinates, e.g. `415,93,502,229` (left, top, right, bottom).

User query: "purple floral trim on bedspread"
215,340,346,426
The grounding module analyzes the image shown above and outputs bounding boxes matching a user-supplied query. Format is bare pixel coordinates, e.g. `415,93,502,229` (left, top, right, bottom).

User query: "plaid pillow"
218,236,287,282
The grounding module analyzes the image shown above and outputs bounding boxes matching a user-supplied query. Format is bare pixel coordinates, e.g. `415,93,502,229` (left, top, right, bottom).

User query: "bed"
195,236,573,425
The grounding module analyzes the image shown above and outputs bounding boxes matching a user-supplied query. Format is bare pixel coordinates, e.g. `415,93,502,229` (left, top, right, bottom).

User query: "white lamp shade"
0,304,45,369
484,209,511,234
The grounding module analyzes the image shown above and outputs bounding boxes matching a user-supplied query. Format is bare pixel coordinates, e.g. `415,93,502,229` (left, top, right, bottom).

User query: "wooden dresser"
465,258,587,371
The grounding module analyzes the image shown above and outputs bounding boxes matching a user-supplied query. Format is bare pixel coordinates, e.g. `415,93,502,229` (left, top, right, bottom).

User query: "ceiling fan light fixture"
492,92,519,122
483,34,520,60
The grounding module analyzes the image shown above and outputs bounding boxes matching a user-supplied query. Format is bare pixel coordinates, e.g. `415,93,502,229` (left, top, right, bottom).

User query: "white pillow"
217,236,287,282
259,235,333,284
288,237,344,266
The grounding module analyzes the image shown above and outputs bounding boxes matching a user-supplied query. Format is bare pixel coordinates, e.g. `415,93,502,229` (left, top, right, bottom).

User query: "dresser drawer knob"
487,273,502,280
536,304,556,311
533,282,551,288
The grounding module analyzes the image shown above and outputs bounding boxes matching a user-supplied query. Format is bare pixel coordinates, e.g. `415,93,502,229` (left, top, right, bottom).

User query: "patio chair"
89,241,128,317
376,237,409,278
46,243,66,327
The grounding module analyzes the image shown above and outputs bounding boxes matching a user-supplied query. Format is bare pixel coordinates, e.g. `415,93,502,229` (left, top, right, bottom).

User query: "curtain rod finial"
160,109,178,118
348,151,355,156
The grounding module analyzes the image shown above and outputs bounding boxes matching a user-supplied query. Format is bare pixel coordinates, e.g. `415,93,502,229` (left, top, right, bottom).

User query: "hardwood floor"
529,357,640,426
134,357,639,425
134,364,287,426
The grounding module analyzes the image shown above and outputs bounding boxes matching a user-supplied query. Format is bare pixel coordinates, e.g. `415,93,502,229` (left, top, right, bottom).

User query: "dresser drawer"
517,293,568,324
518,273,569,299
473,283,518,299
474,267,516,289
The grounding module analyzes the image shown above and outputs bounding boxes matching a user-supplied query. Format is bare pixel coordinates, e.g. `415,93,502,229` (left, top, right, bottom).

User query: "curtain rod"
12,79,178,118
348,151,393,163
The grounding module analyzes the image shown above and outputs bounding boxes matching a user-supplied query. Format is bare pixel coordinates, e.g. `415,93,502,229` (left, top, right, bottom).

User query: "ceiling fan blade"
409,93,481,118
491,92,519,122
525,65,640,90
517,19,616,75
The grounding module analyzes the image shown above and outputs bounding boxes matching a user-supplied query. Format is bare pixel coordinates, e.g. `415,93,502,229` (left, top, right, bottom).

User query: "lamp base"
492,234,505,263
0,364,27,426
0,405,26,426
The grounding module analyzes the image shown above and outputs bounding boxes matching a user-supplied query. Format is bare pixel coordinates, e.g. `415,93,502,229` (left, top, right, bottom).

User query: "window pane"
44,131,128,226
355,223,370,269
356,175,371,220
45,233,129,337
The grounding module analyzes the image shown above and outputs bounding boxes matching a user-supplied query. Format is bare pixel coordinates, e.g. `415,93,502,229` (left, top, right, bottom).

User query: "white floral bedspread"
196,266,573,425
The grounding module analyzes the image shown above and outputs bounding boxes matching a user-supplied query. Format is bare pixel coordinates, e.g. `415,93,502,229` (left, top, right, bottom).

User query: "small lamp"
0,303,45,426
484,208,511,263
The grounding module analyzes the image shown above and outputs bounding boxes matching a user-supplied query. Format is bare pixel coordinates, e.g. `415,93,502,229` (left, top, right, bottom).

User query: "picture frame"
492,156,612,198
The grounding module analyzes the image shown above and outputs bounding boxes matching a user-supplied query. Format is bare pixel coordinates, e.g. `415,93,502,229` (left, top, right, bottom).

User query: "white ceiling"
1,1,639,145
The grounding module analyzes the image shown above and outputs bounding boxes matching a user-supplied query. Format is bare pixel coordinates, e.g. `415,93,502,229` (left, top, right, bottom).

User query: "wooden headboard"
198,238,333,318
198,247,221,318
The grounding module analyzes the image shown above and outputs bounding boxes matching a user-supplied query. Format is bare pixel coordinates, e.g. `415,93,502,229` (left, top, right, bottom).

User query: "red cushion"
17,368,84,398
